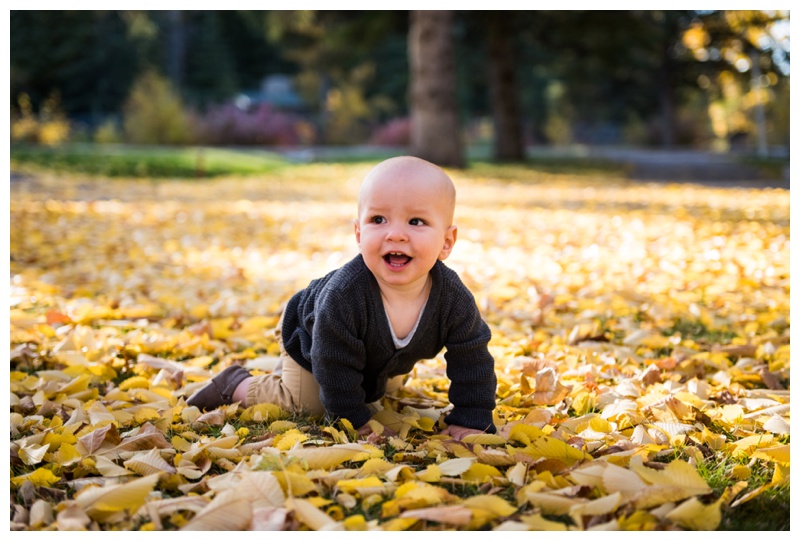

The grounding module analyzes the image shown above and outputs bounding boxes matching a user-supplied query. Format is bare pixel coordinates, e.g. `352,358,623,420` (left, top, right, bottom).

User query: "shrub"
123,70,191,145
368,117,410,146
11,92,71,146
188,103,311,146
94,119,123,144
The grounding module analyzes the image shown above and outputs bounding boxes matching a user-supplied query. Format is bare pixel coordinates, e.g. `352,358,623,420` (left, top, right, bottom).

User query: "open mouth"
383,252,412,267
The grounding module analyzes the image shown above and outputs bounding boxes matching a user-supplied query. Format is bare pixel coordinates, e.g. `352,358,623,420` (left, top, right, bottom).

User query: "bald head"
357,156,456,224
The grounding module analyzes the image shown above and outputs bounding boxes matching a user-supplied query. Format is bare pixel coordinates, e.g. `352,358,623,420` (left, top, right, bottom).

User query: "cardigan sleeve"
308,288,374,429
441,287,497,433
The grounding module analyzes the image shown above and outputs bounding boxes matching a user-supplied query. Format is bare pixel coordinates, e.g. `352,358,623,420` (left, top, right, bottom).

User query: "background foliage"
10,10,790,151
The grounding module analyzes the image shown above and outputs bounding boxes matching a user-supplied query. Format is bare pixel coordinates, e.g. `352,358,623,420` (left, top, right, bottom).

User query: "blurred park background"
9,10,790,180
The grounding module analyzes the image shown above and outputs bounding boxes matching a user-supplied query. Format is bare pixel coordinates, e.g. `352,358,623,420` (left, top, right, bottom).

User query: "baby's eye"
409,218,426,226
370,216,386,224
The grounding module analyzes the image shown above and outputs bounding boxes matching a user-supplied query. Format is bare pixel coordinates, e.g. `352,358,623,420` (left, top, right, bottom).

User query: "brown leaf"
77,424,120,455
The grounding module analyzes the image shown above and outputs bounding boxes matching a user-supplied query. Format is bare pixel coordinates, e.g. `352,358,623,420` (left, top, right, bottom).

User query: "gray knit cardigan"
281,254,497,432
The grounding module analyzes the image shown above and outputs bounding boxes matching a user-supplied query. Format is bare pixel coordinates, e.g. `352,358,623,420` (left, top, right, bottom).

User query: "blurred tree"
683,10,790,153
485,13,524,161
218,11,297,91
10,11,143,125
265,10,407,143
408,10,464,167
181,11,238,106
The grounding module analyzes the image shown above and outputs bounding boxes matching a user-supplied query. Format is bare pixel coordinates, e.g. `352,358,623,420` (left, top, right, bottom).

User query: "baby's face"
354,158,457,292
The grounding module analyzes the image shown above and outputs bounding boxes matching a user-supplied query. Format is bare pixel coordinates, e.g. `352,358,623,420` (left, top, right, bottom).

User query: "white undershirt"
386,305,426,349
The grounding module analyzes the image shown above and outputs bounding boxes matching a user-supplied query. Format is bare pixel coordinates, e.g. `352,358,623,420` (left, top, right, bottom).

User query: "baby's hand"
441,424,485,441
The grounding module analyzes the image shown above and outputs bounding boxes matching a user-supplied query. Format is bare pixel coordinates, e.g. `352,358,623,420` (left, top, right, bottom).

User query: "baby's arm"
309,290,374,428
442,292,498,433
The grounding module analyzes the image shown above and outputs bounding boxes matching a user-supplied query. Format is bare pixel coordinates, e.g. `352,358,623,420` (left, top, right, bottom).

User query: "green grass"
660,318,738,344
11,143,289,178
11,142,631,180
697,454,790,531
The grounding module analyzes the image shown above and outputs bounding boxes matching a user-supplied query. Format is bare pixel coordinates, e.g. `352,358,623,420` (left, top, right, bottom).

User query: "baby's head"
354,156,459,288
357,156,456,225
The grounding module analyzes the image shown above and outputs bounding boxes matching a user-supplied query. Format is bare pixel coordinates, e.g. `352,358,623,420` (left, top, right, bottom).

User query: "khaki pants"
246,314,404,420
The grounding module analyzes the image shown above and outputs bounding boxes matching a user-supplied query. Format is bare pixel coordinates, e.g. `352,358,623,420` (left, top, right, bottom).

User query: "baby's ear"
438,225,458,260
353,219,361,247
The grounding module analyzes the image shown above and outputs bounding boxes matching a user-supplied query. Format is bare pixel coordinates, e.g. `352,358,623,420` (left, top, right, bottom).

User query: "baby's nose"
386,224,409,241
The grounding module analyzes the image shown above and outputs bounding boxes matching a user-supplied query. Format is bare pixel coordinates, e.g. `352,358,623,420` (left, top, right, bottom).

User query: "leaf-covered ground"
9,164,790,531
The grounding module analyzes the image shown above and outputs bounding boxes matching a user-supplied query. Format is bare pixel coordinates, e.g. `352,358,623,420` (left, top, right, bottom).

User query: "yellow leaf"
337,476,385,495
181,489,253,530
473,446,514,467
11,467,61,488
119,376,150,391
395,481,451,508
133,407,162,425
94,455,134,477
519,513,569,531
401,505,473,526
618,510,659,531
461,433,507,445
338,417,358,439
273,470,317,497
274,429,308,451
416,464,442,483
286,498,343,531
569,492,623,528
526,435,591,466
521,492,589,515
269,420,297,434
462,494,517,517
53,443,82,466
359,458,394,476
629,456,709,494
74,473,160,521
571,390,596,416
462,463,502,483
239,402,285,422
123,448,176,476
286,443,366,470
750,444,790,466
731,464,751,480
772,463,789,485
633,485,711,509
588,416,612,433
386,464,416,482
666,496,722,530
508,423,546,445
343,514,368,531
381,517,418,531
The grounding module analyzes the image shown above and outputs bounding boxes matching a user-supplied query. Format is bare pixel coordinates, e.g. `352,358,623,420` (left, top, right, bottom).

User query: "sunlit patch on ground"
9,166,789,531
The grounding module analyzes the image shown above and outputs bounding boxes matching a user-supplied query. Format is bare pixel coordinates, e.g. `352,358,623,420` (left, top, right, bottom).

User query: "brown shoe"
187,365,250,411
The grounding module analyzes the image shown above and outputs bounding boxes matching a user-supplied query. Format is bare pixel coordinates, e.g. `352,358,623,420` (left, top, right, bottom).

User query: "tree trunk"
659,60,675,148
487,16,524,161
167,11,185,91
408,10,464,168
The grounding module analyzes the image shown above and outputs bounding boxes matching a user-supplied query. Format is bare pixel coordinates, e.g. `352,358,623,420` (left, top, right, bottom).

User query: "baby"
188,156,497,440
